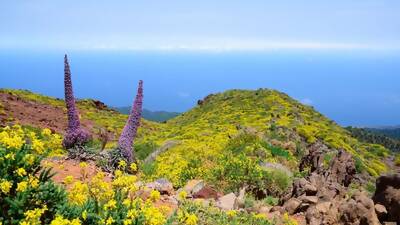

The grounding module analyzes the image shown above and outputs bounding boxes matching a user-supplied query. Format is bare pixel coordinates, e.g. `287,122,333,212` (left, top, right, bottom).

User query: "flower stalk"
118,80,143,163
62,54,91,148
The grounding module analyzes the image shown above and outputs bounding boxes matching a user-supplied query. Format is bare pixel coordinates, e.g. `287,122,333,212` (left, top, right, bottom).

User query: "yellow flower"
50,215,82,225
114,169,123,177
0,180,12,194
178,190,187,200
32,139,45,153
118,160,127,169
127,208,138,219
21,206,47,224
16,168,27,177
149,190,161,202
253,213,267,219
41,128,52,136
24,154,36,165
5,153,15,160
185,214,198,225
68,181,89,205
79,162,88,168
28,175,40,188
123,220,132,225
130,163,137,172
104,199,117,210
16,181,28,192
82,210,88,220
226,210,237,217
123,199,131,207
106,217,114,225
64,175,74,185
142,204,166,225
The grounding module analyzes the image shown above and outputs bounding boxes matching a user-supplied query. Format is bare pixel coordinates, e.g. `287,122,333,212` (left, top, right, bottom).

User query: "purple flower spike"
62,54,91,148
118,80,143,163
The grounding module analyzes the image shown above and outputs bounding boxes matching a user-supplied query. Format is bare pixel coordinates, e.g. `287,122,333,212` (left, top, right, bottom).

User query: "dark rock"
375,204,388,222
193,185,221,200
325,150,356,187
373,174,400,223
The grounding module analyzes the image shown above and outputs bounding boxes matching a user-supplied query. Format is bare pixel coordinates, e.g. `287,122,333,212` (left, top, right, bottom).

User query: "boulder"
183,180,205,196
270,206,284,213
283,198,301,214
292,178,317,197
315,201,332,214
298,195,318,204
216,193,237,210
193,185,221,200
373,174,400,223
146,178,174,195
375,204,387,221
339,191,381,225
306,201,338,225
257,206,272,214
235,187,246,209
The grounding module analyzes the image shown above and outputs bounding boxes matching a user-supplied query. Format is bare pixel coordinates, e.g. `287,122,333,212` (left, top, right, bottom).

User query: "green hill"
135,89,391,188
366,127,400,140
115,107,180,122
0,88,392,192
346,126,400,152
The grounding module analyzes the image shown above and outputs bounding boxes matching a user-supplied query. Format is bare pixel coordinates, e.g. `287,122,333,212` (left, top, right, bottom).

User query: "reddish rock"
193,185,221,200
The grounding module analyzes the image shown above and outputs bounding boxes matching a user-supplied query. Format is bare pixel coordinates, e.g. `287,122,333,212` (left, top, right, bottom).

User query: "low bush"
211,153,292,197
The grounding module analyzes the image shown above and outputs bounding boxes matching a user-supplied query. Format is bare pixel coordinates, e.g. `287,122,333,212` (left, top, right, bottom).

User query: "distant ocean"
0,49,399,126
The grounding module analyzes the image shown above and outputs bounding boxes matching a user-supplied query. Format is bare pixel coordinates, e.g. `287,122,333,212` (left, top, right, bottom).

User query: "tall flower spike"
118,80,143,163
62,54,91,149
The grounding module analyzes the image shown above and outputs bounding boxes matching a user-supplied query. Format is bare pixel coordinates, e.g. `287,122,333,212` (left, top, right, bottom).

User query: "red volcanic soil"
42,157,112,187
0,91,95,134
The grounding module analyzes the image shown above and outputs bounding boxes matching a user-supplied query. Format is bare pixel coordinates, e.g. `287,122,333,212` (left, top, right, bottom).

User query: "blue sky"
1,0,400,51
0,1,399,126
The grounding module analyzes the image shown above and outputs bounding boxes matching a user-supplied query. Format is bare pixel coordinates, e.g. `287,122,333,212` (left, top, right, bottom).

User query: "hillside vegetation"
0,88,392,188
346,126,400,152
136,89,390,188
0,87,397,224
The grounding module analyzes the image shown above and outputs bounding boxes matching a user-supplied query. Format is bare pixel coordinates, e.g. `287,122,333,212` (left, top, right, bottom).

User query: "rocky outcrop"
373,174,400,223
299,141,330,173
283,146,384,225
339,191,381,225
324,150,356,187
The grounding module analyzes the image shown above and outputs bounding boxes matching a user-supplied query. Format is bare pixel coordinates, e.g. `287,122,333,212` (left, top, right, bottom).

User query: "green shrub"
134,141,158,160
226,133,260,154
211,153,292,197
395,154,400,166
354,156,366,174
0,145,67,223
175,201,274,225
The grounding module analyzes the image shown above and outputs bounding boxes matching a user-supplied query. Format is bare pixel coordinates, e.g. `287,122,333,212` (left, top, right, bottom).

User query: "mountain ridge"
114,107,180,122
